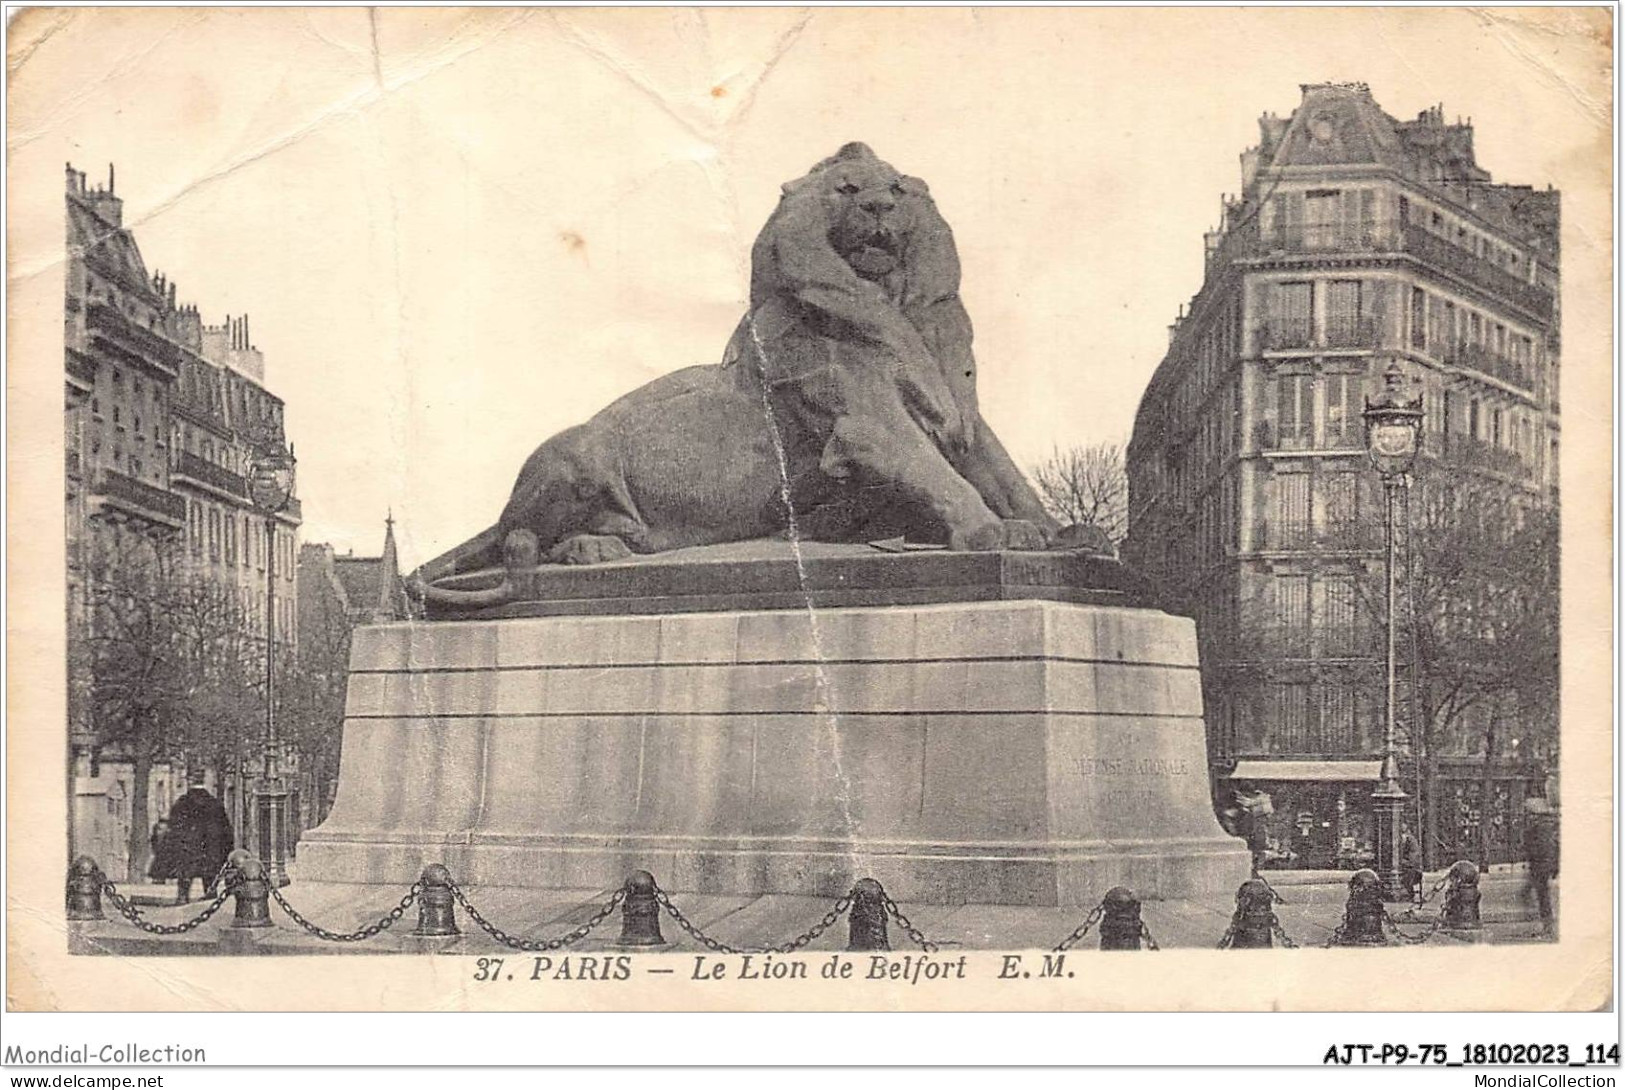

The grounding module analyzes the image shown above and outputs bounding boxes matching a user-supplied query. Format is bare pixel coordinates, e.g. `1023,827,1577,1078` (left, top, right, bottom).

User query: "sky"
9,7,1611,569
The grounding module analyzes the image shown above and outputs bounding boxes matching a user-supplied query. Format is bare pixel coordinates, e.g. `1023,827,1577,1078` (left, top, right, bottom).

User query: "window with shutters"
1273,470,1311,547
1265,282,1314,349
1276,373,1314,448
1275,683,1312,753
1274,573,1310,653
1304,190,1340,250
1325,280,1367,346
1316,575,1360,656
1410,287,1426,349
1319,685,1358,753
1316,471,1361,547
1323,373,1362,448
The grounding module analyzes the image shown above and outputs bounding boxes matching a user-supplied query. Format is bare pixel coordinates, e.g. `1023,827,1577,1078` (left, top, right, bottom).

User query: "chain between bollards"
647,876,864,954
1054,902,1105,952
452,880,626,952
70,853,235,936
878,892,939,953
271,882,421,942
102,879,232,936
71,857,1498,952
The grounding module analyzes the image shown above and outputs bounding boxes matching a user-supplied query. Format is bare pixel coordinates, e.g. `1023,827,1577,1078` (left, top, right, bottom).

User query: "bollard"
1336,869,1389,946
412,864,460,937
1229,879,1275,948
846,878,890,951
1442,860,1482,931
616,870,666,947
66,856,105,921
229,856,274,930
1098,887,1143,950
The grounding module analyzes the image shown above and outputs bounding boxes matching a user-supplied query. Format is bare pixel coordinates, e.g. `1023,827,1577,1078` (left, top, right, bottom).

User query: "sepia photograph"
3,2,1616,1060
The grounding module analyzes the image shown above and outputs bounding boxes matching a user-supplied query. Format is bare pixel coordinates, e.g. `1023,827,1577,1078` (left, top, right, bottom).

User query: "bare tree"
82,529,190,880
1408,480,1556,866
81,528,271,877
1030,441,1128,545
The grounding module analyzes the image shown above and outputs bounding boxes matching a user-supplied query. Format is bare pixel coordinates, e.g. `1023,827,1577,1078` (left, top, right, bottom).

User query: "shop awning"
1226,760,1382,782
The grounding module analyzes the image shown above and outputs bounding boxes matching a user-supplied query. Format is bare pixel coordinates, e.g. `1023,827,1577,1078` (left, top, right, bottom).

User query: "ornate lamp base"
1371,780,1410,902
255,779,292,889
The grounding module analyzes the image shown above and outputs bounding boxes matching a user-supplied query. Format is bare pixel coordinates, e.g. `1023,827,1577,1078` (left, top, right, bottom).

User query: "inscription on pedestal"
1078,756,1195,811
1077,757,1192,777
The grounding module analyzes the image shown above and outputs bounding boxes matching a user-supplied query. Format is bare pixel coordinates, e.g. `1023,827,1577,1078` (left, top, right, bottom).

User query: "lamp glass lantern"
1362,363,1424,477
249,447,295,513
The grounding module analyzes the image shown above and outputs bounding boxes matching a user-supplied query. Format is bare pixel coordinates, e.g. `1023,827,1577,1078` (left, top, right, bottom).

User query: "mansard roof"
68,196,162,304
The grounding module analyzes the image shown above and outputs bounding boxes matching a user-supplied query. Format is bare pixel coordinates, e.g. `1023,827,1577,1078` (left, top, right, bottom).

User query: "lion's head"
786,142,934,283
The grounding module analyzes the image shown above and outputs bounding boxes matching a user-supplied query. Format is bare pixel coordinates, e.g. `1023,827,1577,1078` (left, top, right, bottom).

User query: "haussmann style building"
1125,84,1559,870
65,162,302,879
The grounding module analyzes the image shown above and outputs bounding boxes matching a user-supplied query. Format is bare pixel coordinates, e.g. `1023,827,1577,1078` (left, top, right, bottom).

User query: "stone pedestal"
299,591,1250,906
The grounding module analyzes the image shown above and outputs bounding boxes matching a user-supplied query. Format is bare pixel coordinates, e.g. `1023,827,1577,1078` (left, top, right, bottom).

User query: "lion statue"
413,143,1066,607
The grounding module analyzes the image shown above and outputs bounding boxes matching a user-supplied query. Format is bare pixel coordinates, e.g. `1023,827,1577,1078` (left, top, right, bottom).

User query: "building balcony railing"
91,468,186,527
1400,224,1555,321
1259,316,1379,353
1262,221,1395,254
1259,317,1314,351
1458,342,1533,390
1253,514,1382,553
1436,432,1531,480
1322,425,1365,451
1246,220,1555,322
1253,420,1364,455
172,449,248,499
1234,624,1376,660
85,302,181,376
1315,518,1383,551
1259,518,1313,550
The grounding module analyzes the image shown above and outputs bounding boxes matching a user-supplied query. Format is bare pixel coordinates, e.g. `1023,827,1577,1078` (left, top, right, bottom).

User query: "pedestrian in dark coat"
1524,802,1559,936
146,819,173,882
164,778,234,903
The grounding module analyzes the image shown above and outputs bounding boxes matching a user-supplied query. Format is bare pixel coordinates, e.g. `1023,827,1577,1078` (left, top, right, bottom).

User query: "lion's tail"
409,524,503,587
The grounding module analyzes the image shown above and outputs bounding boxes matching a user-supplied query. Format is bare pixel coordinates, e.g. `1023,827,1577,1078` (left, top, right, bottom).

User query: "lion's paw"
949,518,1047,552
549,534,634,565
998,519,1048,551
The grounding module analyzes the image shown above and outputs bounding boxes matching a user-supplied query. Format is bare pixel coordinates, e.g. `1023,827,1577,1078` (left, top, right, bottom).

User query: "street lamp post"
250,443,296,888
1362,361,1424,902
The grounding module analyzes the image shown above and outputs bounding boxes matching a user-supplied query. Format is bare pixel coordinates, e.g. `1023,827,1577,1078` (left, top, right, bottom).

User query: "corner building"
65,163,300,877
1125,85,1558,869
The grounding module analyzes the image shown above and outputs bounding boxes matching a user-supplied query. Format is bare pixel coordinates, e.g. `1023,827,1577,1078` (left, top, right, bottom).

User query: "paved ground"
75,867,1557,956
